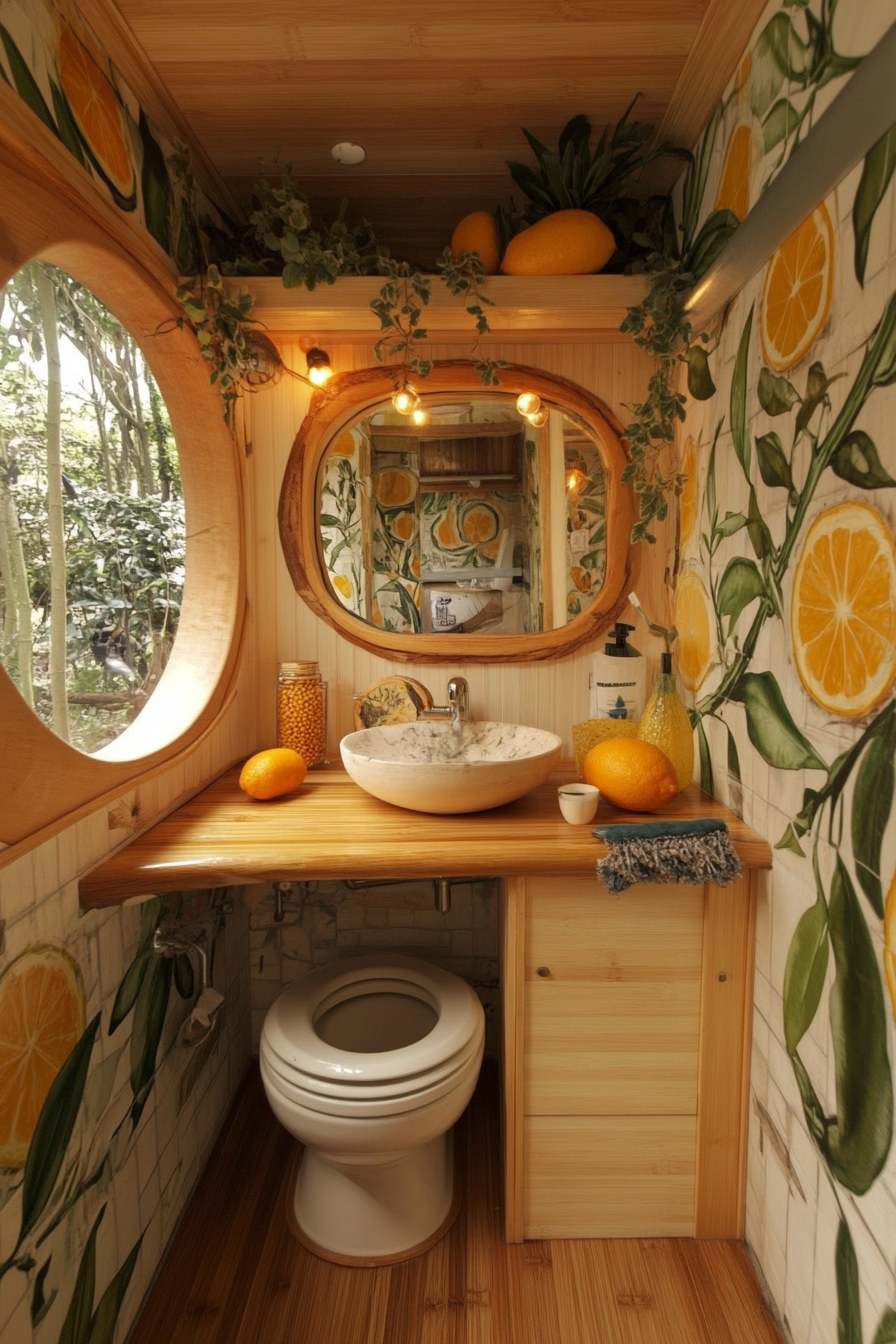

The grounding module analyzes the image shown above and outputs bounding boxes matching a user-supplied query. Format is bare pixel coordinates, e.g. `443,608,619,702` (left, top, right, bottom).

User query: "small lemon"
239,748,307,800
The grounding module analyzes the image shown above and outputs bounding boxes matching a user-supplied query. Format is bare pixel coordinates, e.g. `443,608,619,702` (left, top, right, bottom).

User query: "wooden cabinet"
502,873,756,1242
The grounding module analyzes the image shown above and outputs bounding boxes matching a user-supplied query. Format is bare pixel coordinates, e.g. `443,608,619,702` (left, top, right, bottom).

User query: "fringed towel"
594,817,742,894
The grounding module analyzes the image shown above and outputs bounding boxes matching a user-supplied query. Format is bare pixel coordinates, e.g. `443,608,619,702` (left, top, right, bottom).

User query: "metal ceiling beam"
684,20,896,331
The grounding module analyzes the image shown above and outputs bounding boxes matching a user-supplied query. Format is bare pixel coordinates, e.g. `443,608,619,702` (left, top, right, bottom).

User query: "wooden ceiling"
105,0,768,266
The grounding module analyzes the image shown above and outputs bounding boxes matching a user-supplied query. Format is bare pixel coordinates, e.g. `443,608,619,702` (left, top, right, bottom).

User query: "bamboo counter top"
79,764,772,908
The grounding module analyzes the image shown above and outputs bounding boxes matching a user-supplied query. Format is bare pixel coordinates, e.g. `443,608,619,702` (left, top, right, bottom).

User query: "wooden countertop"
79,764,773,907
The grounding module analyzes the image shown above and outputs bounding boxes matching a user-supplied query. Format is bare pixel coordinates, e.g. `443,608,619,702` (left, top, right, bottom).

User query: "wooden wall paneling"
523,1114,697,1240
640,0,773,194
502,876,526,1243
693,874,757,1238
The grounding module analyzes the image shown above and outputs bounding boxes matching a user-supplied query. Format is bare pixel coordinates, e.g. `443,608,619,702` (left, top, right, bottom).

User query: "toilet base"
287,1132,459,1264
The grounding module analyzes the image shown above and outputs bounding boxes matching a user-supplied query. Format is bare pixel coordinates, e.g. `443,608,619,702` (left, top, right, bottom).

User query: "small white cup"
558,783,600,825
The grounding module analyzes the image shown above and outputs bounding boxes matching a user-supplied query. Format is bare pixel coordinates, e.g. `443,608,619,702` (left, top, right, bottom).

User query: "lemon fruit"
715,123,753,223
790,501,896,717
239,748,307,799
582,738,679,813
675,573,714,692
760,202,834,372
501,210,616,276
0,945,86,1168
678,436,699,551
450,211,500,274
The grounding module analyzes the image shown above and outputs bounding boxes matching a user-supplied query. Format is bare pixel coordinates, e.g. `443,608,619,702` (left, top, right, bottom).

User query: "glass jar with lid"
277,661,327,765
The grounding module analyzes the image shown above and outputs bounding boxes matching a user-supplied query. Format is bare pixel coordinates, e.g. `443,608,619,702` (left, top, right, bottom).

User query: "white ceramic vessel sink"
340,720,563,814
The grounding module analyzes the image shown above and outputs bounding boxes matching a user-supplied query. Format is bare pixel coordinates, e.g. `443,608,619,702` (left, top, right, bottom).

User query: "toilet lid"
261,953,484,1099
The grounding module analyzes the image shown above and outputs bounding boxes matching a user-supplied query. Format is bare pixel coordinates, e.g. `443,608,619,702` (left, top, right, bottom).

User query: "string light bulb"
527,406,549,428
391,383,421,414
411,407,428,426
305,347,333,386
516,392,541,417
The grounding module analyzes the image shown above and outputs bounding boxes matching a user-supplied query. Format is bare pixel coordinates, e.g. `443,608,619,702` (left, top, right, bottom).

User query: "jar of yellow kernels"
277,661,327,766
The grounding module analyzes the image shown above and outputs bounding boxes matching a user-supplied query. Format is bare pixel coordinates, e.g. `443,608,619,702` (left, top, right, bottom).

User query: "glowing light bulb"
391,384,420,414
305,347,333,385
527,406,549,428
411,407,428,426
516,392,541,417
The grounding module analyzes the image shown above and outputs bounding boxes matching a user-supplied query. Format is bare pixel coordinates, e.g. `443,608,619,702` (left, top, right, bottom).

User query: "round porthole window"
0,262,185,754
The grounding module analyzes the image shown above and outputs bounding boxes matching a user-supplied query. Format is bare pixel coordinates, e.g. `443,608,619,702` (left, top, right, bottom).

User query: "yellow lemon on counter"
239,748,307,800
582,738,679,812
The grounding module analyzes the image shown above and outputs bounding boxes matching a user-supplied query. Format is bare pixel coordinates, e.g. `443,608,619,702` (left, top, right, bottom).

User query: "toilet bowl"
259,953,485,1262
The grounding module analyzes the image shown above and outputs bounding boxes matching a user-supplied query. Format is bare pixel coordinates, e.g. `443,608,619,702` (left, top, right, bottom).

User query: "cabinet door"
524,878,704,1116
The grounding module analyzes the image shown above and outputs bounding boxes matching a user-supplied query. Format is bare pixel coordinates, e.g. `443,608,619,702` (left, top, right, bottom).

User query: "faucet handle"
447,677,468,720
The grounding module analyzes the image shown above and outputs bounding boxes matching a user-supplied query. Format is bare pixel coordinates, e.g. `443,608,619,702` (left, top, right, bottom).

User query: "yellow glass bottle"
637,653,694,792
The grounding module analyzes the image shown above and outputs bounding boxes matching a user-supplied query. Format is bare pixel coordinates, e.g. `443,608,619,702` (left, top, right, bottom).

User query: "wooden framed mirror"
279,361,635,662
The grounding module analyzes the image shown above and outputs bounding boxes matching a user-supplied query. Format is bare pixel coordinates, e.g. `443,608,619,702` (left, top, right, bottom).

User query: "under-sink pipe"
153,927,209,994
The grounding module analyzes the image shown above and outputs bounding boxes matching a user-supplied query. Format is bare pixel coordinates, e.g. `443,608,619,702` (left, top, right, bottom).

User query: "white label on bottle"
590,681,640,720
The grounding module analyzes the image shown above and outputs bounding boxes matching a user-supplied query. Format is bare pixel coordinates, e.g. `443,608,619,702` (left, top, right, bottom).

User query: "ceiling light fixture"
516,392,541,417
391,383,421,415
331,142,367,165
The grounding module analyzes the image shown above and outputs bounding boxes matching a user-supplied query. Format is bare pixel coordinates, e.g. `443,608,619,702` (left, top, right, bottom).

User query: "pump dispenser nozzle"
605,623,637,657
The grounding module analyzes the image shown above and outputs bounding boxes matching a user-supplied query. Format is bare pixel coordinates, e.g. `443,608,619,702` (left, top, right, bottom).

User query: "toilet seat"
261,954,484,1112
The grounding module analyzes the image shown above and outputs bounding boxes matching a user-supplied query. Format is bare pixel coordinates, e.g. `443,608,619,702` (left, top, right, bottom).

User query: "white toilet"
259,953,485,1262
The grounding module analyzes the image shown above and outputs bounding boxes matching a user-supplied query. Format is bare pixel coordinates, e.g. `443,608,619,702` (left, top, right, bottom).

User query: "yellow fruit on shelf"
239,748,307,799
500,210,616,276
450,211,500,274
0,945,86,1168
790,501,896,717
582,738,679,813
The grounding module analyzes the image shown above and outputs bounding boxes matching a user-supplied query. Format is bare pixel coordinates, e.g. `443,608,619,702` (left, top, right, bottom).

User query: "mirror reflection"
318,397,607,636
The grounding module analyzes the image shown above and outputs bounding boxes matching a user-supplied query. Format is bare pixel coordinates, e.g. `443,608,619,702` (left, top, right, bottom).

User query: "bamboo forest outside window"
0,263,184,753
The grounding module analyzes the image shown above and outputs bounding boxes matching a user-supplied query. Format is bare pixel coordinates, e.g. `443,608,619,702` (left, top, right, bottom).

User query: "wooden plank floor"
131,1064,784,1344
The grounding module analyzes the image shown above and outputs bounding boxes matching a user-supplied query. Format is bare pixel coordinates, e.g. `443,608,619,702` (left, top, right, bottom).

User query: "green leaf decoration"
826,858,893,1194
739,672,827,771
82,1043,125,1127
31,1257,56,1327
139,109,172,253
730,307,754,480
696,718,713,795
851,721,896,918
783,895,829,1054
755,431,794,493
85,1233,143,1344
0,26,58,136
791,1052,828,1146
796,361,840,435
681,102,722,249
762,98,800,154
831,430,896,489
686,345,716,400
716,511,747,538
758,366,801,417
49,81,85,166
19,1014,100,1242
872,1307,896,1344
750,15,789,117
775,823,806,857
835,1216,862,1344
129,954,172,1123
853,125,896,287
58,1204,105,1344
725,724,741,783
717,556,766,628
747,486,774,561
685,208,739,280
109,947,150,1034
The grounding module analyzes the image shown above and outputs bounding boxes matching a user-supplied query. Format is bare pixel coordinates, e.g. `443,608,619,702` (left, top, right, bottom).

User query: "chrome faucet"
419,676,469,726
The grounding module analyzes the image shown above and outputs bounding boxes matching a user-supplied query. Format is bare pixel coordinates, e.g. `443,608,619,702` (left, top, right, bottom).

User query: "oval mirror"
279,362,634,662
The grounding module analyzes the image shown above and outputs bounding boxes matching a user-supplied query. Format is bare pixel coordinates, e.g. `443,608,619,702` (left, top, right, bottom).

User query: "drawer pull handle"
536,966,551,978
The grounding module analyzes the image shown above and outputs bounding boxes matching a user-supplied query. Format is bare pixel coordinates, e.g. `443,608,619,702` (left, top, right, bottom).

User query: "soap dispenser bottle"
588,623,647,721
637,652,694,791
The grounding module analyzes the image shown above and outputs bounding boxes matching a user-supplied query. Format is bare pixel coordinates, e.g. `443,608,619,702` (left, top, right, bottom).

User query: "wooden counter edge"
78,766,773,908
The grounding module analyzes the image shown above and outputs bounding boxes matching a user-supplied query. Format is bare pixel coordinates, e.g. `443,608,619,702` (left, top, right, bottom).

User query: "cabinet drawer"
523,1114,696,1239
525,880,703,1115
